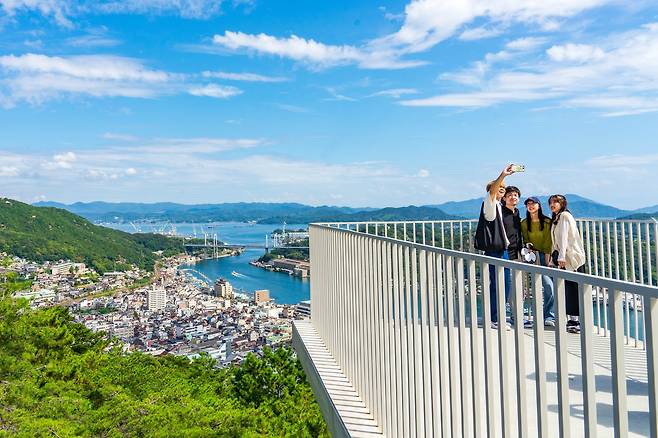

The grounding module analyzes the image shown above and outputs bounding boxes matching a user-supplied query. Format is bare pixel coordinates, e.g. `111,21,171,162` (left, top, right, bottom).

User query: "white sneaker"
491,322,511,331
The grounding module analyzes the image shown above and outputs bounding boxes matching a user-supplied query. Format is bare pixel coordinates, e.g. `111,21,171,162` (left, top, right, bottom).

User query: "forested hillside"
0,296,327,437
0,199,185,273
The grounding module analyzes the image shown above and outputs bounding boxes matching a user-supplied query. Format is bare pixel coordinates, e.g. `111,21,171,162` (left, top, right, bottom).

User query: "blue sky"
1,0,658,209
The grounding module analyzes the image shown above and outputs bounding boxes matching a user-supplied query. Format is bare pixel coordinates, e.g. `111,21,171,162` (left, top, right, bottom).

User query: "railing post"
579,283,598,437
496,265,512,437
646,296,658,438
481,262,496,438
554,277,571,438
467,260,482,438
513,269,528,438
610,289,629,437
457,258,472,437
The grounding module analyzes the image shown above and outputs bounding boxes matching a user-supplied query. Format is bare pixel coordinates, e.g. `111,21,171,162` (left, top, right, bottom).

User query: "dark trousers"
484,250,516,323
564,265,585,316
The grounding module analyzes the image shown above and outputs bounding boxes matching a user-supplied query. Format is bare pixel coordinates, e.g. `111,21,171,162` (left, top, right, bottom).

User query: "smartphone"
511,164,526,172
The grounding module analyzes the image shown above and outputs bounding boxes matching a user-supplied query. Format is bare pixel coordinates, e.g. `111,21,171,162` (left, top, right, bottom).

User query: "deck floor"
295,319,650,437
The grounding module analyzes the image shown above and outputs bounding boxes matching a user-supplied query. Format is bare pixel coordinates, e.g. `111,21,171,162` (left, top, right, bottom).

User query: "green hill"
0,297,327,436
0,198,185,273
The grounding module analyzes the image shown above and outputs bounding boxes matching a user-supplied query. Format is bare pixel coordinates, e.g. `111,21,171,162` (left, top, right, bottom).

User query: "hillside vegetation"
0,296,327,437
0,199,185,273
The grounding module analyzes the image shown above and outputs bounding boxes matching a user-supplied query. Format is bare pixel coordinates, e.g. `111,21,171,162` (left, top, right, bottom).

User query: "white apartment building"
147,288,167,311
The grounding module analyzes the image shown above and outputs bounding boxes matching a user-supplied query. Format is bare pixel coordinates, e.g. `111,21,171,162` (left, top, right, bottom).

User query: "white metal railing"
309,222,658,438
322,219,657,347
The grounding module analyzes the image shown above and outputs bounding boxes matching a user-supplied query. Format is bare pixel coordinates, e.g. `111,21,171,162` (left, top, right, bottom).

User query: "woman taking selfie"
549,194,586,333
521,196,555,327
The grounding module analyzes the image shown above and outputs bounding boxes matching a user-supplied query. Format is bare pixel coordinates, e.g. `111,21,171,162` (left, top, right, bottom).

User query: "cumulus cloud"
401,23,658,116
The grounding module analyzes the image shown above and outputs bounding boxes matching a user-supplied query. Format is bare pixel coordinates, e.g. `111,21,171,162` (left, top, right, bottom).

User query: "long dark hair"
549,194,569,225
526,203,549,232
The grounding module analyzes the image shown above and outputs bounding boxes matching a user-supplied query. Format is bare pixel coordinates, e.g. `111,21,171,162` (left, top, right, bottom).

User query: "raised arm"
483,164,515,221
488,164,514,201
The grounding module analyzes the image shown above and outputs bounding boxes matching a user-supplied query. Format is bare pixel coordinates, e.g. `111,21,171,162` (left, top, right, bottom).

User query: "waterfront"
105,222,311,304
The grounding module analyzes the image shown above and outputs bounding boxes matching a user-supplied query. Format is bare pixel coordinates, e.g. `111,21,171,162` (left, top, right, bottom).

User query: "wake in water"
231,270,248,278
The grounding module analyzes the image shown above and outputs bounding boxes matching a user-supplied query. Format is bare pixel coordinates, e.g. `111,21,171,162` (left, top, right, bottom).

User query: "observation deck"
293,219,658,437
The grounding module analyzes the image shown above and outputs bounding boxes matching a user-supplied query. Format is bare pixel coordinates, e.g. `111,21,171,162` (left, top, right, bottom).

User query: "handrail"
308,222,658,437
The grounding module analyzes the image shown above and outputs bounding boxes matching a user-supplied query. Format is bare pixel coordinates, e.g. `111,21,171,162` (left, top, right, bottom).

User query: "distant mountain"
35,197,658,223
33,201,373,223
258,205,459,224
1,199,185,273
618,213,658,220
428,194,631,219
632,205,658,215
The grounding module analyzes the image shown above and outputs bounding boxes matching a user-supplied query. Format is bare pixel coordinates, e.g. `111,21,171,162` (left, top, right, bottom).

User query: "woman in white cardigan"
549,194,586,333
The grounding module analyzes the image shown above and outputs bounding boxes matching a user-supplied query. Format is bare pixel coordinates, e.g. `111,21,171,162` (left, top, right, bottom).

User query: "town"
1,252,310,366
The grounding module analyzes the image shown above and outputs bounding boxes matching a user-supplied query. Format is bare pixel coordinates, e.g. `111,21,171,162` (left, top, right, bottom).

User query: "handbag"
551,250,559,266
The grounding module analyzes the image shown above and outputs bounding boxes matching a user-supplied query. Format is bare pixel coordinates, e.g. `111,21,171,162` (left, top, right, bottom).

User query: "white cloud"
0,53,169,81
66,34,121,48
0,53,171,105
459,26,504,41
0,166,20,177
0,138,441,205
586,153,658,168
201,71,288,82
401,23,658,116
0,53,244,106
96,0,224,19
188,83,242,98
546,43,605,62
210,1,612,70
276,103,309,113
212,31,426,69
324,87,356,102
369,0,610,54
417,169,430,178
102,132,138,141
0,0,227,26
505,37,547,51
370,88,418,98
42,151,76,169
1,0,73,27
